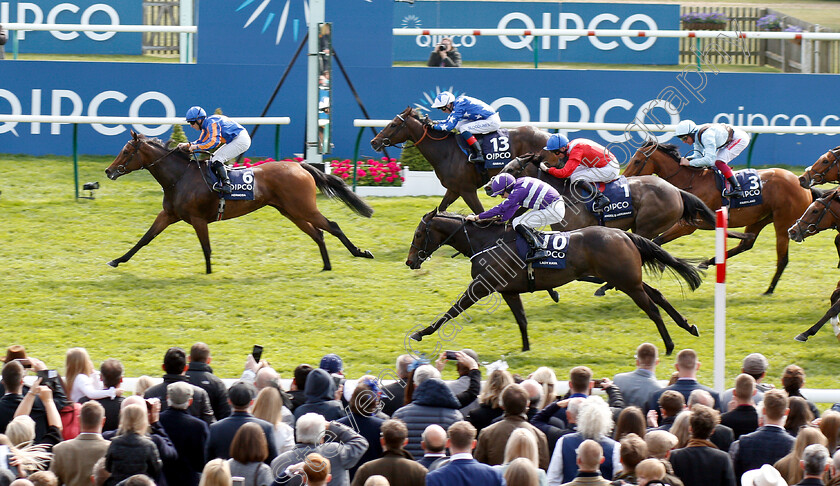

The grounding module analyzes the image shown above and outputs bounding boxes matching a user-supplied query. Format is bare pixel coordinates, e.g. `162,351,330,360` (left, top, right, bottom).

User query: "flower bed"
232,157,404,187
681,12,728,30
757,14,782,32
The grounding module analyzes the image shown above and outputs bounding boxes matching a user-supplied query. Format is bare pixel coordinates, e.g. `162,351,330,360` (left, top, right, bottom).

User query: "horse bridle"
377,113,448,149
112,139,179,176
410,214,476,262
806,148,840,186
791,194,840,238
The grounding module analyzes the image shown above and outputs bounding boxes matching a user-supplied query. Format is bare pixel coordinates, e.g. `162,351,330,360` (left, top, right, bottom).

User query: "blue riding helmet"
489,173,516,197
543,134,569,151
185,106,207,122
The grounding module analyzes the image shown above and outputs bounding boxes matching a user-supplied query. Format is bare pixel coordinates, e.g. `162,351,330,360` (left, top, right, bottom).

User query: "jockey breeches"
211,131,252,164
569,163,619,183
456,113,501,135
715,128,750,164
512,199,566,228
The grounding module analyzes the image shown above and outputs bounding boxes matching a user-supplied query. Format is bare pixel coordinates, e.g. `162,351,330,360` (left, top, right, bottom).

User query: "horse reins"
411,214,477,262
114,140,180,176
806,148,840,186
378,113,449,148
791,193,840,238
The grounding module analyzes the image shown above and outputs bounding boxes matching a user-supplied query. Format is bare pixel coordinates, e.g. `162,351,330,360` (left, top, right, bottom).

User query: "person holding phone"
427,37,461,67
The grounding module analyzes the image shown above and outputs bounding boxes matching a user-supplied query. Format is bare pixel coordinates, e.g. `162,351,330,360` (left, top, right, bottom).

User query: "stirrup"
593,196,610,212
722,188,744,199
214,182,232,194
525,250,549,262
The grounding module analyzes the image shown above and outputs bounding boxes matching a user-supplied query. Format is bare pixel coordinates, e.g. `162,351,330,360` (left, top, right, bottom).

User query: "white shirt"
71,373,116,402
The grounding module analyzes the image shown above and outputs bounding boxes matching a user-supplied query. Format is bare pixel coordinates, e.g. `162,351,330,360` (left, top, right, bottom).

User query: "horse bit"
806,148,840,185
791,195,840,238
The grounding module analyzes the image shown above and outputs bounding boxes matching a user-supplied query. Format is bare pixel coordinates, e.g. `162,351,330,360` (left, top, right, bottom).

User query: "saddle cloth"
713,168,763,208
515,231,571,269
455,129,513,169
586,176,634,221
205,165,256,200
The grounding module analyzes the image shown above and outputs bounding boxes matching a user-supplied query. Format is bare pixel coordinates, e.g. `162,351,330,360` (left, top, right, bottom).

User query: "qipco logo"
13,3,121,41
416,34,477,49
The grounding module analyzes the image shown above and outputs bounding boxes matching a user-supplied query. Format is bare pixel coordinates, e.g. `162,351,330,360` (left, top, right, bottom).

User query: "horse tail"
626,232,703,291
679,189,716,228
299,162,374,218
811,186,829,202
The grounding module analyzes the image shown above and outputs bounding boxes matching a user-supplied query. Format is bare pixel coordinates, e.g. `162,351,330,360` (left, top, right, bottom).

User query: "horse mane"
141,135,190,161
641,140,681,162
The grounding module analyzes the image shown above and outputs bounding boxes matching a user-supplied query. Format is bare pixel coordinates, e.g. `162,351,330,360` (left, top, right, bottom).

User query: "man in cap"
159,382,209,486
720,353,771,412
205,381,278,463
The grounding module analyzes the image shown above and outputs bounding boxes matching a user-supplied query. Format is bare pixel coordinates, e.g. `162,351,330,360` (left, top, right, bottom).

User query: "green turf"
2,153,839,403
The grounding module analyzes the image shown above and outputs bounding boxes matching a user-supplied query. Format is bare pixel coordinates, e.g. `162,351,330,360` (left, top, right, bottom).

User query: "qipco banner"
394,1,679,65
0,1,142,54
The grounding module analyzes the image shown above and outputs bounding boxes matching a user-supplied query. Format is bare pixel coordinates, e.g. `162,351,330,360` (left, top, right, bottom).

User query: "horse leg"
190,219,213,274
438,189,462,213
501,292,530,352
108,210,179,268
643,282,699,337
461,190,486,215
834,233,840,268
318,220,374,259
291,216,331,271
621,285,675,356
763,219,791,295
700,219,767,268
795,284,840,342
651,223,698,248
409,277,492,342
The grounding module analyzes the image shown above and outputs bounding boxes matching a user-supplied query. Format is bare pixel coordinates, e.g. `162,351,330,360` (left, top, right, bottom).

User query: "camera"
438,45,446,51
331,373,346,390
445,350,459,360
36,369,58,389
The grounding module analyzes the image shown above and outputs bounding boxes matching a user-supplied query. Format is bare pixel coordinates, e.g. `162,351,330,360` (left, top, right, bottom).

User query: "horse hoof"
107,260,119,268
593,288,606,297
547,289,559,303
697,262,709,270
664,344,674,356
409,332,423,342
688,325,700,337
762,289,775,296
794,333,809,342
361,250,374,259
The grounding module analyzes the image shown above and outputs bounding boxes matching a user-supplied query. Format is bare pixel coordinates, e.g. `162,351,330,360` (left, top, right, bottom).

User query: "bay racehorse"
104,131,374,274
370,107,550,214
798,146,840,188
405,210,702,354
788,189,840,342
623,141,822,295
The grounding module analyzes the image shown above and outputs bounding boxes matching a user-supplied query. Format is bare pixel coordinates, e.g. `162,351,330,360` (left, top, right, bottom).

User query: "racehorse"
405,210,702,354
624,141,821,295
370,107,550,214
788,189,840,342
798,146,840,188
104,131,374,274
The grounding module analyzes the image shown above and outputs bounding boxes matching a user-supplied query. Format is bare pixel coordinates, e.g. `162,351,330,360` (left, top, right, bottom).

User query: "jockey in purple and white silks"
431,91,501,164
466,173,565,261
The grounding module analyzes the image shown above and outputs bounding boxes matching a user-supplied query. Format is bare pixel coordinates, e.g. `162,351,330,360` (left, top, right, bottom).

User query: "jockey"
430,91,501,164
466,173,565,261
674,119,750,199
178,106,252,194
539,134,618,212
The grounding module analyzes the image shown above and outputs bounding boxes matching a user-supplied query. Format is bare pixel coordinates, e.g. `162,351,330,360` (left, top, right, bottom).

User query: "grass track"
2,154,840,400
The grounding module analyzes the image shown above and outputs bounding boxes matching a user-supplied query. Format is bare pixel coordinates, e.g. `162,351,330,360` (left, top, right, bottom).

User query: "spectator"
829,449,840,486
775,426,827,485
529,367,558,410
392,366,463,459
252,387,294,454
546,396,621,484
417,424,447,470
288,365,313,412
441,350,482,415
251,368,294,427
133,377,154,398
475,383,549,469
643,430,684,486
426,37,461,67
491,428,548,485
271,413,368,486
0,24,6,60
531,396,583,457
11,375,64,452
611,433,647,485
541,367,624,433
283,453,332,486
820,411,840,454
668,404,735,486
797,444,830,486
635,459,667,486
647,350,720,414
65,349,118,403
158,382,209,486
787,397,816,437
669,411,691,449
92,457,110,486
467,370,513,434
103,404,161,486
185,343,231,421
687,390,733,452
116,476,154,486
556,439,610,486
198,459,231,486
425,421,504,486
731,389,795,479
50,401,110,486
0,360,49,440
80,359,124,433
363,477,388,486
206,382,278,463
27,471,57,486
613,343,663,410
720,353,772,412
519,379,544,422
504,457,541,486
741,464,787,486
228,423,273,486
721,374,759,440
336,377,385,478
648,390,685,431
380,355,414,417
350,419,426,486
10,481,33,486
782,365,820,420
614,406,646,440
292,368,345,422
143,347,215,425
320,354,344,377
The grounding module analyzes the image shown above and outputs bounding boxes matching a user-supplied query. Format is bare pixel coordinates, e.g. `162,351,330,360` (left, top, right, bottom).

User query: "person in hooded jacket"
292,368,346,422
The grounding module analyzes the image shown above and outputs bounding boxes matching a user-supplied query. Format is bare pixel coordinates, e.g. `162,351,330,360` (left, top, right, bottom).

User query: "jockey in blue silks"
430,91,501,164
178,106,251,194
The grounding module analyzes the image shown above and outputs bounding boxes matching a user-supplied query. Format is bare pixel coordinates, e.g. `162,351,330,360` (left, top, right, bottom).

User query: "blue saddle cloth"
207,166,256,200
586,176,634,221
515,231,571,269
713,169,763,208
455,130,513,169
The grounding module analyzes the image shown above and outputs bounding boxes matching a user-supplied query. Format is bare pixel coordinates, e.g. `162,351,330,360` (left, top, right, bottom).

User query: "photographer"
427,37,461,67
0,24,6,60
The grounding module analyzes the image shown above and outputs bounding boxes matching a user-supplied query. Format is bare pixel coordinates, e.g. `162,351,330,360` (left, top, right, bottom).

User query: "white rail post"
714,207,728,394
179,0,193,64
305,0,325,166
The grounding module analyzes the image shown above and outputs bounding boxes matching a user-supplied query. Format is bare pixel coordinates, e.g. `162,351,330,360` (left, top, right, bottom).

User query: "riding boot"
574,180,609,212
515,224,548,262
212,160,232,194
723,175,745,199
468,142,486,164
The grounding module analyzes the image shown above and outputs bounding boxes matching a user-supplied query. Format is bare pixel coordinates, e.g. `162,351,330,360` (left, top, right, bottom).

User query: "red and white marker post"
714,207,728,393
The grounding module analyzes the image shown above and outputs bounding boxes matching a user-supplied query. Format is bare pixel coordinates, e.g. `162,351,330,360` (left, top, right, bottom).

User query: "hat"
319,354,343,374
740,464,787,486
167,382,194,408
743,353,769,375
228,381,257,408
1,345,27,363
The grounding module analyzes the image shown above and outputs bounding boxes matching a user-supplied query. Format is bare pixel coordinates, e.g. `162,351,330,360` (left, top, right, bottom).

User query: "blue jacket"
730,425,795,479
192,114,245,151
433,95,496,132
205,411,278,464
647,379,721,413
159,408,209,486
293,368,346,421
426,458,505,486
392,378,463,459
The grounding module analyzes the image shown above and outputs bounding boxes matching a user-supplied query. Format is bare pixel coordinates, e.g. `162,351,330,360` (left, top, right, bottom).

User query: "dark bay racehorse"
788,189,840,342
405,210,702,354
624,141,821,295
104,131,374,274
798,146,840,188
370,107,550,214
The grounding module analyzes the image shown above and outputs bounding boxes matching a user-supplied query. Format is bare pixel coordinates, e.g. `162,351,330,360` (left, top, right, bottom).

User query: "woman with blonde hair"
104,404,161,486
199,459,232,486
133,376,154,397
65,348,118,403
504,457,540,486
820,410,840,453
467,370,514,434
529,367,557,410
251,388,294,453
492,428,547,485
669,411,691,449
774,425,827,484
227,423,272,486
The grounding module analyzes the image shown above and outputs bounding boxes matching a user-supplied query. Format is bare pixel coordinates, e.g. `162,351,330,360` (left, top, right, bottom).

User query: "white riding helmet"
674,119,697,137
431,91,456,109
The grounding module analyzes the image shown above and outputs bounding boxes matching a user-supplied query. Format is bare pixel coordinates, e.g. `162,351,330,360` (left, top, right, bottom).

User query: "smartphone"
36,369,58,381
232,476,245,486
252,345,263,363
445,350,458,360
13,358,31,369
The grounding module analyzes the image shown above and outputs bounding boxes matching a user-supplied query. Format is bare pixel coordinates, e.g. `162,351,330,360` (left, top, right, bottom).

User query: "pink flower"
357,169,367,177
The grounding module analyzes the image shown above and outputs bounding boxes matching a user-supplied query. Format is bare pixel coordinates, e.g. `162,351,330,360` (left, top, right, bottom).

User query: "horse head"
406,208,441,269
486,153,541,196
800,146,840,188
105,131,178,180
624,141,679,177
788,190,840,242
371,106,424,151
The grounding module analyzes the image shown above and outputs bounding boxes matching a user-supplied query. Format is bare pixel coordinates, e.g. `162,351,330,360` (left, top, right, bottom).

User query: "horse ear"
131,130,138,140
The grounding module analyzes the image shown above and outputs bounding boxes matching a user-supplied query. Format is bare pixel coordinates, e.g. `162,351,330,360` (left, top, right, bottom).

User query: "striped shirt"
478,177,561,221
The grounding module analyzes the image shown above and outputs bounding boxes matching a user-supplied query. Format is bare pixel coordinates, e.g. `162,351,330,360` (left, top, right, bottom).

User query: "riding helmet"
674,119,697,137
543,134,570,151
489,173,516,197
431,91,456,109
185,106,207,122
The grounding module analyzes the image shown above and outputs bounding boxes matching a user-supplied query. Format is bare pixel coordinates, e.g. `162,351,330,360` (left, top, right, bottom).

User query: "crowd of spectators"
0,342,836,486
